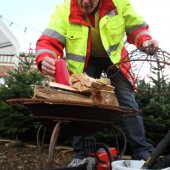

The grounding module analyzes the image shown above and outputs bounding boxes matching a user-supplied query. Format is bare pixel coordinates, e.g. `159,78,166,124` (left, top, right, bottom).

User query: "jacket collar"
69,0,116,25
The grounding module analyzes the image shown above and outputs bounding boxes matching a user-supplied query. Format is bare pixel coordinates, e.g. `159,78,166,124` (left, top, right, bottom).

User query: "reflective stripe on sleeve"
43,28,66,45
135,30,151,45
36,49,58,58
66,53,86,63
127,22,148,35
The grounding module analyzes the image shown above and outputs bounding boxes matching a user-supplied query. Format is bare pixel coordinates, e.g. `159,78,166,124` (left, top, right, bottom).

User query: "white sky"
0,0,170,53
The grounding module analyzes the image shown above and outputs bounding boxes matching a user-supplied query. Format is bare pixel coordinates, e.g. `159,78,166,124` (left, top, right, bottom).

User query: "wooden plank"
34,85,119,107
34,85,92,103
49,82,77,92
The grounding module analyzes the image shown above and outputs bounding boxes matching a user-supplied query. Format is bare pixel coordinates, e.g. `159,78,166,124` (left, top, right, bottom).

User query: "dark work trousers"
72,57,154,160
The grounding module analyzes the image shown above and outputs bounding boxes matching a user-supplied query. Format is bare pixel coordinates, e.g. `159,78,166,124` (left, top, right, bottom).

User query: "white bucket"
112,160,170,170
112,160,145,170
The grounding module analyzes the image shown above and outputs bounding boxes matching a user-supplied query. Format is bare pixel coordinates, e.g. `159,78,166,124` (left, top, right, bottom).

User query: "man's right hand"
41,56,56,77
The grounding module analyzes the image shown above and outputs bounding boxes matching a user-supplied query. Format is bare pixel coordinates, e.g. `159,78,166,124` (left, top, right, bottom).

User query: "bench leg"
48,121,62,169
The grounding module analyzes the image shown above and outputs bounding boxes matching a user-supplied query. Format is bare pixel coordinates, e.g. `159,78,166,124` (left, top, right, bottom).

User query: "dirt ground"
0,140,73,170
1,140,170,170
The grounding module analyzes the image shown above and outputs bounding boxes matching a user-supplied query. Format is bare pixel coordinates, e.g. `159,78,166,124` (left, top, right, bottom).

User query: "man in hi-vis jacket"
36,0,158,166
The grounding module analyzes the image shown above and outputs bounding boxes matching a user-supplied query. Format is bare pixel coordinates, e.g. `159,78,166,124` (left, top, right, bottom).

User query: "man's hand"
41,56,56,77
142,39,159,55
142,39,158,48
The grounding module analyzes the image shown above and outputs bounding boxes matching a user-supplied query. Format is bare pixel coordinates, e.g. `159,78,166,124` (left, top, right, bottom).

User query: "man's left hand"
141,39,158,55
142,39,158,48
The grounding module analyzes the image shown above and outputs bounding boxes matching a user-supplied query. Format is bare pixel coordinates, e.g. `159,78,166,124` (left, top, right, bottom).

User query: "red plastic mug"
55,59,69,85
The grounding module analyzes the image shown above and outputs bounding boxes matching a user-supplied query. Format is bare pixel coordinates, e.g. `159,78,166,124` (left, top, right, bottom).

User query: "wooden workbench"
7,98,139,169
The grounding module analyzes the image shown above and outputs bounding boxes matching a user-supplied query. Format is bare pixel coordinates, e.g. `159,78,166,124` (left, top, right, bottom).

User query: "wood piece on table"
91,82,114,91
91,90,119,106
34,85,93,103
49,82,77,92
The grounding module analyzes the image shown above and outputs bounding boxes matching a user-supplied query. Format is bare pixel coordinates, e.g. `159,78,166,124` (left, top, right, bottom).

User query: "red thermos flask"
55,59,69,85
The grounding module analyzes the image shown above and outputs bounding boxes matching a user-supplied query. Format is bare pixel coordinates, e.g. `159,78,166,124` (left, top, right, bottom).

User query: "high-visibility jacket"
36,0,152,87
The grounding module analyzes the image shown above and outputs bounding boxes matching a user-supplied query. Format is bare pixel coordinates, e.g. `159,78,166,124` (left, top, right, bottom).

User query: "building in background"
0,19,20,82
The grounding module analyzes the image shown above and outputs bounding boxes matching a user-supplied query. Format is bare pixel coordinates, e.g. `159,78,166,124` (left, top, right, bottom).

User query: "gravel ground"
0,141,73,170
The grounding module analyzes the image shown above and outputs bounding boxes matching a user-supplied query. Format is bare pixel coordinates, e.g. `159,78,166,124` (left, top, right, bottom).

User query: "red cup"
55,59,69,85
